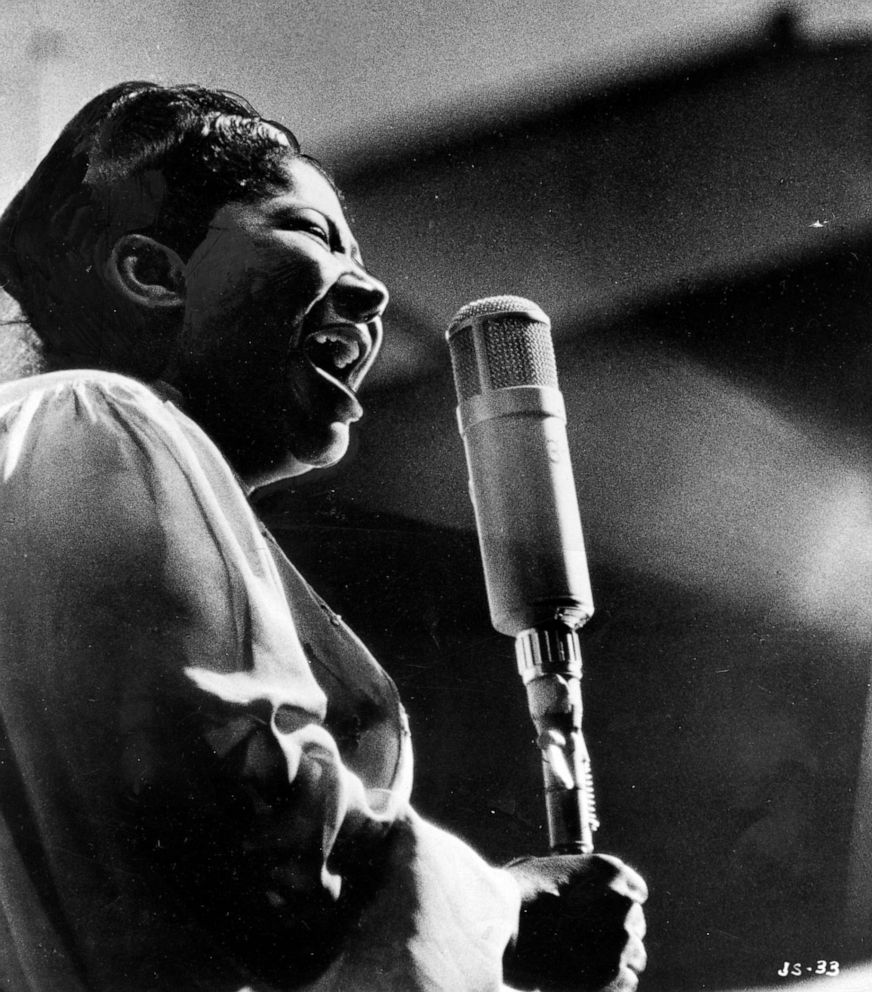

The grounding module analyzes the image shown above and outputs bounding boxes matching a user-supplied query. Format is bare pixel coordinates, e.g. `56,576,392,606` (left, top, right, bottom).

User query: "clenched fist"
503,853,647,992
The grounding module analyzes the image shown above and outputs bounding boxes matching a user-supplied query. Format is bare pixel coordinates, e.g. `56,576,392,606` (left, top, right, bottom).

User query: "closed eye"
294,220,331,246
271,207,333,247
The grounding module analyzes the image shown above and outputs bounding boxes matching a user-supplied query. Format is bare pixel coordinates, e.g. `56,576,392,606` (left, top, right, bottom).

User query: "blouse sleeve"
0,369,342,875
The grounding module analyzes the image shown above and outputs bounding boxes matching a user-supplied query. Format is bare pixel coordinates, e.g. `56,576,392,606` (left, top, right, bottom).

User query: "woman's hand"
503,853,647,992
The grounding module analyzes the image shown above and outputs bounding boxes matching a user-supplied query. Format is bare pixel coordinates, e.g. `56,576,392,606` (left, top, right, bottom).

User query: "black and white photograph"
1,2,871,990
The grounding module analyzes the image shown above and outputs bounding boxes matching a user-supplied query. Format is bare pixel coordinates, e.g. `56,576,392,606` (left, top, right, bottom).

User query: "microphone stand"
516,620,598,854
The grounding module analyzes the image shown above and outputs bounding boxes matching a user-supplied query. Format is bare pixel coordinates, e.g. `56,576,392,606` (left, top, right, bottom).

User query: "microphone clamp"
516,622,599,854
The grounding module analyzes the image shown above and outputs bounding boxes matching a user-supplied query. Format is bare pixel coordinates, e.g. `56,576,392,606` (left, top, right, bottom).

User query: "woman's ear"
107,234,186,309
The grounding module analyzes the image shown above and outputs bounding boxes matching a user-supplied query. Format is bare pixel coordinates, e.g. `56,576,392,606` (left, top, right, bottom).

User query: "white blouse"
0,369,519,991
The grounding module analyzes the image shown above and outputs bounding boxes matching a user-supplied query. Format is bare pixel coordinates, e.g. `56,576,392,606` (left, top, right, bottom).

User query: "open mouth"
302,323,372,390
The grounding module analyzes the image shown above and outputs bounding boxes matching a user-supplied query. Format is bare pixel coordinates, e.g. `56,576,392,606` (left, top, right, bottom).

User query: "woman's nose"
330,268,389,324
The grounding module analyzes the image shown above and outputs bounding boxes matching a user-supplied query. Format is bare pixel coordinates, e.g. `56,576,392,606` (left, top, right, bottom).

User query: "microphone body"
454,375,592,638
447,296,598,853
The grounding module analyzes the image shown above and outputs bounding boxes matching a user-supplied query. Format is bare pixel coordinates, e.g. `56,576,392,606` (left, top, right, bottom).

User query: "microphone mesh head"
484,316,556,389
446,296,556,400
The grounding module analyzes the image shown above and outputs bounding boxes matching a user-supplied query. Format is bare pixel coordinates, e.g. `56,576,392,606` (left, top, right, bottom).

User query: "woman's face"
169,156,388,485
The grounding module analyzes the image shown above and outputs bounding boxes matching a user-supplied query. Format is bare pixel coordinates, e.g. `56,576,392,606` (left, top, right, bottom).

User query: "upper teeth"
311,330,361,369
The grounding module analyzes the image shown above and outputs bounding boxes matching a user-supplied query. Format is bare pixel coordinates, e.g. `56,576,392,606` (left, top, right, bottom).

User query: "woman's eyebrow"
268,203,326,223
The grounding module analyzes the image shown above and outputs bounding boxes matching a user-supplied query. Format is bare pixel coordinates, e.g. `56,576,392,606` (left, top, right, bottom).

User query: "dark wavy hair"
0,81,317,376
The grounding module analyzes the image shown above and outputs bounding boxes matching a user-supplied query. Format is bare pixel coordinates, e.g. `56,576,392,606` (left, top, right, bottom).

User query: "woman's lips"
299,320,375,422
302,322,372,382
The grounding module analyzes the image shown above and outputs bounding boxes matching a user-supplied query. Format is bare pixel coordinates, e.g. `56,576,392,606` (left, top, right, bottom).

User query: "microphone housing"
446,296,593,638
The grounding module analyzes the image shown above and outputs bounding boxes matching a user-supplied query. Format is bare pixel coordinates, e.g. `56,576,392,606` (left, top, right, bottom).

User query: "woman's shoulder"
0,367,164,413
0,367,253,587
0,369,188,487
0,367,255,553
0,368,215,463
0,369,227,517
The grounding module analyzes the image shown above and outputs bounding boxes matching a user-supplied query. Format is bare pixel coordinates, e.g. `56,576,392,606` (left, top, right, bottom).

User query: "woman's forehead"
267,157,346,217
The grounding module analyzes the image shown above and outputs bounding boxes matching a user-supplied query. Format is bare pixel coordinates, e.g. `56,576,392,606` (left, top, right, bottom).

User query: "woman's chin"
299,421,351,469
244,423,350,489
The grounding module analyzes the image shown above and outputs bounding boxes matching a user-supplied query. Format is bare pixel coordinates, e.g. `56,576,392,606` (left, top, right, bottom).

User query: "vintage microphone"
446,296,598,853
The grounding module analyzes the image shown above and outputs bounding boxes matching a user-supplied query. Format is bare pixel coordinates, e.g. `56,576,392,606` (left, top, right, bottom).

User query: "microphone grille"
446,296,557,399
